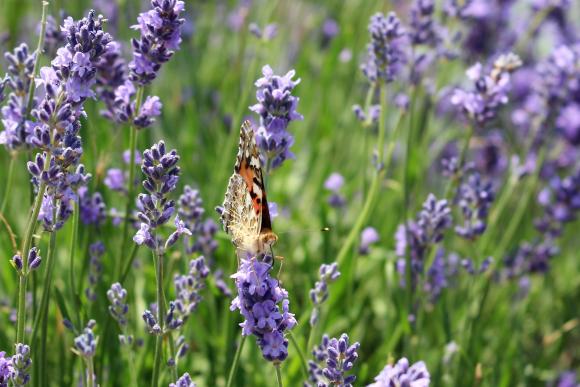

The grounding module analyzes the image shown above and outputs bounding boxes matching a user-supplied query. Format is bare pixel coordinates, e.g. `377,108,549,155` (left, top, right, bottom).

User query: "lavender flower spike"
107,282,129,327
129,0,186,86
309,263,341,326
0,351,12,387
230,254,297,362
250,65,303,171
11,343,31,387
169,372,197,387
367,357,430,387
306,333,360,387
361,12,406,83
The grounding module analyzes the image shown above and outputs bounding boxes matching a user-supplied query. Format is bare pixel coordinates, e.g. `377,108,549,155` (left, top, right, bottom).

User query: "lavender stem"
0,154,16,214
275,363,283,387
25,1,49,118
118,86,144,278
151,249,166,387
68,200,81,327
225,335,246,387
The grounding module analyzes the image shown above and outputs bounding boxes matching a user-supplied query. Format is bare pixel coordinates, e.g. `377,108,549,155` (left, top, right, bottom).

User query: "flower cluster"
454,171,494,240
368,357,430,387
309,263,340,326
409,0,438,47
230,255,297,362
168,257,210,329
169,372,196,387
250,65,303,171
0,351,11,387
0,43,35,151
359,226,380,255
73,320,98,358
535,169,580,238
107,282,129,327
10,344,31,387
324,173,346,208
85,241,104,302
12,247,41,275
79,188,106,226
451,53,522,128
27,11,113,231
129,0,185,86
361,12,406,83
306,333,359,387
133,141,190,252
177,185,217,257
395,194,452,287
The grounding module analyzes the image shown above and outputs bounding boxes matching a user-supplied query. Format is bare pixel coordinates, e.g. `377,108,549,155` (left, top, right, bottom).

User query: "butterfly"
218,120,278,257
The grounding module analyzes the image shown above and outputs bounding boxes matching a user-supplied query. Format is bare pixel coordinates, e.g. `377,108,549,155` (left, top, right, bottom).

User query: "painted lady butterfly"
218,120,278,257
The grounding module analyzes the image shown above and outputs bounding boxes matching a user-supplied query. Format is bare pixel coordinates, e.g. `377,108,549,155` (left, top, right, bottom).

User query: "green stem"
335,83,388,268
444,124,474,199
275,364,283,387
226,335,246,387
16,177,48,343
288,331,309,380
86,357,95,387
118,87,144,278
402,86,418,335
31,226,57,379
25,1,49,118
1,155,16,214
151,249,166,387
68,201,80,327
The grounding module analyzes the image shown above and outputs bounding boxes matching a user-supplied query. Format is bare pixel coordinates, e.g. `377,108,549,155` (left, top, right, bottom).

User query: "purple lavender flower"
324,173,346,208
249,23,278,41
551,371,578,387
10,343,31,386
306,333,359,387
79,188,106,226
504,239,559,277
0,43,35,151
359,226,379,255
0,351,12,387
535,169,580,238
454,171,494,240
170,257,209,328
42,14,67,59
85,242,104,302
451,53,521,128
361,12,406,83
104,168,125,192
368,357,430,387
129,0,185,86
250,65,303,171
107,282,129,327
309,262,340,326
230,255,297,362
95,41,127,119
133,141,185,252
73,320,97,358
395,194,452,287
423,250,461,302
169,372,196,387
409,0,438,46
557,103,580,146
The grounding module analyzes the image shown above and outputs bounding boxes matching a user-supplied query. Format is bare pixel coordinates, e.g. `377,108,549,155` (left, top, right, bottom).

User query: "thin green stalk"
402,86,418,335
443,124,474,199
86,357,95,387
121,327,139,387
275,364,283,387
69,201,81,327
151,249,166,387
25,1,49,117
1,155,16,214
118,86,144,278
288,331,309,380
335,83,387,268
31,226,57,380
226,335,247,387
16,177,48,343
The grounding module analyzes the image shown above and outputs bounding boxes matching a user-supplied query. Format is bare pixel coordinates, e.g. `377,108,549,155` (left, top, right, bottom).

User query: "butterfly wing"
219,121,274,250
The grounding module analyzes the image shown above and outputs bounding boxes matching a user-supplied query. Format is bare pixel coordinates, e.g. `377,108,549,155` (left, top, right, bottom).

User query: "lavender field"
0,0,579,386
